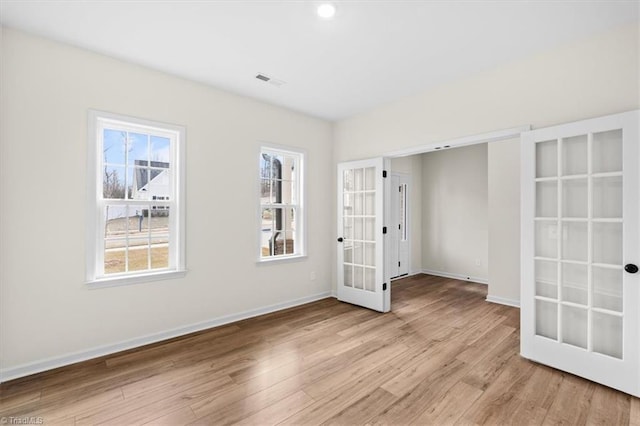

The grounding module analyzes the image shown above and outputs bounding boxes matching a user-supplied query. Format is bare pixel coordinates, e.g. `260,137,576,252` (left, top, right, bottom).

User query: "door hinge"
383,226,387,234
383,283,387,291
382,170,387,178
398,261,401,267
398,224,401,230
399,185,402,192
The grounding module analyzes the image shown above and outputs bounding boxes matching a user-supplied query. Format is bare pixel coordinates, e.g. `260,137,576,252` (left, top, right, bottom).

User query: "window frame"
86,110,186,287
258,145,306,263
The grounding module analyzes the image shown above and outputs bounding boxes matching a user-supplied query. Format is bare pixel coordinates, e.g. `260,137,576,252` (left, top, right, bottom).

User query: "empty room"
1,0,639,424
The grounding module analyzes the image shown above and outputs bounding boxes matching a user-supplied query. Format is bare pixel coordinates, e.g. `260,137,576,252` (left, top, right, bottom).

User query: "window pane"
132,165,171,201
280,180,294,204
536,300,557,340
561,305,587,349
261,208,274,257
593,267,622,312
593,176,622,218
364,167,375,191
535,221,558,258
259,148,302,259
353,266,364,289
127,239,150,272
151,236,169,269
127,205,148,239
365,218,375,241
260,179,272,204
104,240,126,274
105,205,128,239
131,167,149,200
535,259,557,299
562,179,587,218
364,242,375,267
354,217,364,240
353,242,363,265
354,168,364,191
593,223,622,265
354,192,364,216
274,232,286,255
94,113,182,282
365,192,375,216
127,132,149,167
344,192,354,216
271,154,284,179
536,181,557,218
343,169,354,191
592,130,622,173
282,155,296,181
150,207,170,237
561,135,587,176
593,312,622,359
536,140,557,178
343,264,353,287
103,166,127,199
344,245,353,263
562,222,587,262
150,136,170,163
364,267,375,292
103,129,126,165
561,263,587,305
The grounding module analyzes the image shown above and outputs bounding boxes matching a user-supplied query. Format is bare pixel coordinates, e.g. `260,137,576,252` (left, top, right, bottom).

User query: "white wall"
421,145,488,282
390,156,422,273
487,139,521,306
0,28,333,377
334,23,639,301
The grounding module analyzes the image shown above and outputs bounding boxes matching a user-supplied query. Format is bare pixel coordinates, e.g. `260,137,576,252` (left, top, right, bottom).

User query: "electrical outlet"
475,259,481,267
310,271,317,281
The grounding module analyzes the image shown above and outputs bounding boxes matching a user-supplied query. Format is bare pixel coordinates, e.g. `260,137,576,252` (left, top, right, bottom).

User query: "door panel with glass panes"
337,158,390,312
521,110,640,396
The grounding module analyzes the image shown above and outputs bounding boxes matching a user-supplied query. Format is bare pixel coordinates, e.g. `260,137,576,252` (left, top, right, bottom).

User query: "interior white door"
337,158,390,312
521,110,640,396
390,173,410,278
398,176,410,276
389,175,400,278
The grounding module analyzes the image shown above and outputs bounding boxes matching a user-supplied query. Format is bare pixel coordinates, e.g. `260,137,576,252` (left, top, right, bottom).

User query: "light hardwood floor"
1,274,638,425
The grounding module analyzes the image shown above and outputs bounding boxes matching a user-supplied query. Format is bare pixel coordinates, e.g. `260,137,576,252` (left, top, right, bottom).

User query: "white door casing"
521,110,640,396
337,158,390,312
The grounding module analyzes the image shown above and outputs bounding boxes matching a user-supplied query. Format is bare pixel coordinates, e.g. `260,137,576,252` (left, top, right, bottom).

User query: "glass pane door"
534,131,623,357
337,158,388,312
522,110,640,397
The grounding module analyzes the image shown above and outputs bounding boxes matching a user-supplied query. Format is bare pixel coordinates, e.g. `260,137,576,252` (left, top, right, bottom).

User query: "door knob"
625,264,639,274
337,237,344,242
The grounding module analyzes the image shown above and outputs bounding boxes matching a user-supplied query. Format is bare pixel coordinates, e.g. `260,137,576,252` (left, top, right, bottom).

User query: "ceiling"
1,1,638,121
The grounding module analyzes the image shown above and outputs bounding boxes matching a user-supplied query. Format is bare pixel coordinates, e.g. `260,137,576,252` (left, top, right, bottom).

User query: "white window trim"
257,144,306,263
86,110,186,286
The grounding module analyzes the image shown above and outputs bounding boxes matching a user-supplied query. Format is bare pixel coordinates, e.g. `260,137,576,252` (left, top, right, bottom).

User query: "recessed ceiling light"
317,3,336,19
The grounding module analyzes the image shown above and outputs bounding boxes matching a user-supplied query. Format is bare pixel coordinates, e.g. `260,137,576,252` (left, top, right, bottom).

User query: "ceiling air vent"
256,73,286,87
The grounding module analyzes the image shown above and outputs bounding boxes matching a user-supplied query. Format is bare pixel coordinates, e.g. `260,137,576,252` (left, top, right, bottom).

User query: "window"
259,146,304,260
87,111,185,285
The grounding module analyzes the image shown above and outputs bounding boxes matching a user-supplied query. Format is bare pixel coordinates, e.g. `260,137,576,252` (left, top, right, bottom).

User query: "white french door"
521,110,640,396
337,158,390,312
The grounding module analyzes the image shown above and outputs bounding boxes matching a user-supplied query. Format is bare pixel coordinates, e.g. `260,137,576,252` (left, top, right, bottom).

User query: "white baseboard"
421,269,488,285
486,295,521,308
0,291,332,383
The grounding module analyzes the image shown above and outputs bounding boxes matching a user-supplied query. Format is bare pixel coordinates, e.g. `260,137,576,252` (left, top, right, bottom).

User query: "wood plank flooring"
1,274,637,425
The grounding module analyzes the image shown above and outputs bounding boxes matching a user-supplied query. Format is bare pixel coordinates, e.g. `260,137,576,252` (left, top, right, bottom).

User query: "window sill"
86,270,187,289
257,254,307,265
